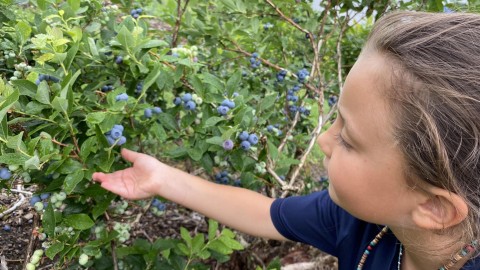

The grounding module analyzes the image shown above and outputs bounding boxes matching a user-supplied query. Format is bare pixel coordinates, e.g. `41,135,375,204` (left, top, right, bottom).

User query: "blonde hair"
366,11,480,256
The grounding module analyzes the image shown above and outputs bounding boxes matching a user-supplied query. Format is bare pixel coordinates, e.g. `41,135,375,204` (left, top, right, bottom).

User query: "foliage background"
0,0,476,269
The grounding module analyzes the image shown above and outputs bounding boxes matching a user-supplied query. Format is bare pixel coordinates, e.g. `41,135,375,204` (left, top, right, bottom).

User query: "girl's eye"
334,133,352,150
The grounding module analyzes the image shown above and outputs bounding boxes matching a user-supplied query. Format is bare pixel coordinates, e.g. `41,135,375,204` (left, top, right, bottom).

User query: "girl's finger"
121,148,141,163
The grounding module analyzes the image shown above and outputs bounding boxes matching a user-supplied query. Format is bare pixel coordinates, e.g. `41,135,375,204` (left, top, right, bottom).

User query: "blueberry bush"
0,0,470,269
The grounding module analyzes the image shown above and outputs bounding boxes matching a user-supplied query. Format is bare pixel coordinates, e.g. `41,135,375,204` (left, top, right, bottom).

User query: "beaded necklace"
356,226,479,270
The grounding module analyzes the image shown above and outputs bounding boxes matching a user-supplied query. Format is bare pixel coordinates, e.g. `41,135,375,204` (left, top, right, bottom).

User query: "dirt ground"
0,164,338,270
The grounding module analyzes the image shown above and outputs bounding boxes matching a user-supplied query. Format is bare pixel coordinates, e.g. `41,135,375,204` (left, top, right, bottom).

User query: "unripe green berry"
30,254,40,264
26,263,36,270
8,164,19,171
34,202,44,211
33,249,43,257
78,253,89,266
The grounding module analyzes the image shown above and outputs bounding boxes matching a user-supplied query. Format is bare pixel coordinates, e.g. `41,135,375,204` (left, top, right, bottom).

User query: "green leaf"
86,112,106,124
116,26,134,49
64,41,80,70
35,81,50,104
15,21,31,45
208,219,218,241
67,0,80,12
267,140,278,161
88,38,99,57
201,73,224,93
0,88,19,138
180,227,192,247
219,235,243,250
225,70,242,96
6,133,27,152
204,117,225,128
10,80,36,98
43,203,56,236
207,239,230,254
191,234,205,253
0,153,29,165
206,136,224,147
51,96,68,114
64,214,94,230
24,155,40,170
157,113,177,130
142,62,162,91
46,242,64,260
258,93,277,112
80,137,97,160
63,170,85,194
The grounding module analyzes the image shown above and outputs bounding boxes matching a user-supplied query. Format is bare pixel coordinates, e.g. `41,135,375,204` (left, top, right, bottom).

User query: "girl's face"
317,52,418,226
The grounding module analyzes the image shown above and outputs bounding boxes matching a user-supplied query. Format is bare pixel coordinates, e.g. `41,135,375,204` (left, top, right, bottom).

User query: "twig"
0,191,25,219
22,213,39,270
171,0,190,48
9,189,32,195
110,241,119,270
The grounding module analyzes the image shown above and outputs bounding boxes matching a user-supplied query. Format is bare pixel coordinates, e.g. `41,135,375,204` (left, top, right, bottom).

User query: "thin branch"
23,213,39,270
171,0,190,48
0,191,25,219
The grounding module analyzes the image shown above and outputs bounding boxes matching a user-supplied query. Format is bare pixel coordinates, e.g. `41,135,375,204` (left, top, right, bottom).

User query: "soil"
0,164,338,270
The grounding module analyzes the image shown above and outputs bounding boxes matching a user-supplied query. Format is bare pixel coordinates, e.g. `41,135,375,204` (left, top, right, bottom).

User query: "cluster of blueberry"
35,74,60,85
2,50,15,60
130,8,143,19
10,62,32,81
105,125,127,146
135,82,143,95
238,131,259,151
276,70,288,83
297,68,309,83
214,171,241,186
266,124,283,136
254,161,267,174
250,52,261,69
144,107,162,118
113,222,131,243
151,198,166,216
30,193,51,212
263,22,273,30
101,84,114,92
289,105,311,116
0,167,11,180
115,93,129,102
328,95,338,107
217,99,235,116
174,93,202,111
25,249,44,270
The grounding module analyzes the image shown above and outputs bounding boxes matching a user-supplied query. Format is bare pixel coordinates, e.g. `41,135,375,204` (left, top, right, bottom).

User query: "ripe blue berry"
182,93,192,102
115,56,123,64
240,141,251,150
144,108,153,118
0,168,11,180
30,196,41,206
152,107,162,114
248,134,259,145
3,225,11,232
217,105,229,115
233,179,242,187
184,100,196,110
113,124,124,132
238,131,249,141
267,125,274,132
115,93,129,102
174,97,182,106
110,127,123,139
223,139,234,150
252,52,259,58
40,193,50,200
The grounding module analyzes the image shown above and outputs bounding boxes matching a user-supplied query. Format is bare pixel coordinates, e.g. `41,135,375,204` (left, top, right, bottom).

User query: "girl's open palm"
92,149,164,200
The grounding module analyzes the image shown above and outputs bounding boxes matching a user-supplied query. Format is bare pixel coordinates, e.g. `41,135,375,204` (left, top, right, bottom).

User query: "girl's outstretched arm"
92,148,286,241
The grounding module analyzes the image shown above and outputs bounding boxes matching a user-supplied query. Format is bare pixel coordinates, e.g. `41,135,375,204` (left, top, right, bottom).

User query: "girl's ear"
411,186,468,230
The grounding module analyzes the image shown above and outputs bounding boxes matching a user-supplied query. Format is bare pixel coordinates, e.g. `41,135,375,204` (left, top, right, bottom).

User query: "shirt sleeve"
270,190,339,256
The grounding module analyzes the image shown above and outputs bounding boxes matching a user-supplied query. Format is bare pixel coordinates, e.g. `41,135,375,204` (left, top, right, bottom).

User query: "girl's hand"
92,148,165,200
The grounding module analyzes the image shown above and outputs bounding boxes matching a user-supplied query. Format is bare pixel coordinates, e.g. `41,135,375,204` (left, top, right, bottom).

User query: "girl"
93,11,480,270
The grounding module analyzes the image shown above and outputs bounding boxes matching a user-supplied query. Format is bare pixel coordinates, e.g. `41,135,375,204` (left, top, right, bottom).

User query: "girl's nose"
316,130,332,158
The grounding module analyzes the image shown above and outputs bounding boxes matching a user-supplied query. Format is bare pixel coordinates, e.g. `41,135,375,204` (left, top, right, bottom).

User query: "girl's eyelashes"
334,133,353,150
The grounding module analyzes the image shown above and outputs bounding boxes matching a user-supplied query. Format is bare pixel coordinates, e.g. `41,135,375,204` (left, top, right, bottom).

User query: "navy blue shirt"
270,190,480,270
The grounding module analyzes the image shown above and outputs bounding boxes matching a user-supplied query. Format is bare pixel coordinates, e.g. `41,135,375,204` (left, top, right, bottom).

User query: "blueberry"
220,171,228,177
35,79,41,85
152,107,162,114
40,193,50,200
136,8,143,13
101,85,109,92
215,173,222,180
217,105,229,115
0,168,11,180
115,93,129,102
233,92,239,97
220,177,229,184
38,74,46,81
106,135,116,146
252,52,259,58
173,97,182,106
267,125,274,132
156,203,166,211
152,198,161,207
115,56,123,64
130,9,137,15
182,93,192,102
3,225,11,232
223,139,234,150
50,76,60,83
184,100,196,110
113,124,124,132
248,134,258,145
233,179,242,187
132,13,139,19
240,141,251,150
238,131,249,141
144,108,153,118
30,196,41,206
117,136,127,146
110,127,123,139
